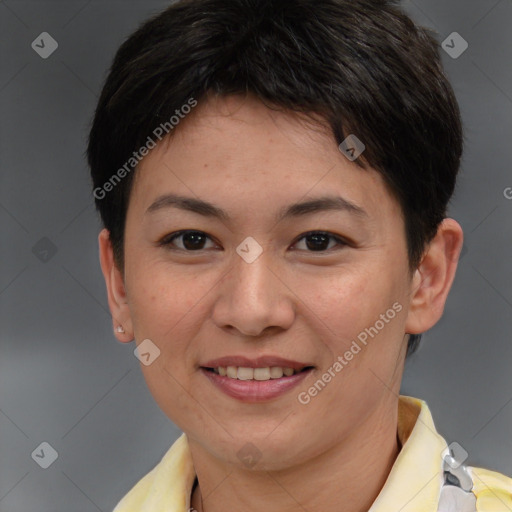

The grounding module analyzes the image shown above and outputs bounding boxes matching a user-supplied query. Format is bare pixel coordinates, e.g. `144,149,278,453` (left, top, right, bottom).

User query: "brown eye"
292,231,347,252
160,230,216,251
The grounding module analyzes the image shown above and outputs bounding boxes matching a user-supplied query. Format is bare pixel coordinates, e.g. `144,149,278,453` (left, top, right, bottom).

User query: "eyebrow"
145,193,368,222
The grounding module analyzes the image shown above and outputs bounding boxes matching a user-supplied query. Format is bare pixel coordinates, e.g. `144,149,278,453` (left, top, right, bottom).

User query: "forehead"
129,94,401,225
137,94,340,176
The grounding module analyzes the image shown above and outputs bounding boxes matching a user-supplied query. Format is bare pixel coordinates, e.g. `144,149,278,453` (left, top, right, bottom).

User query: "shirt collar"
113,395,448,512
368,395,447,512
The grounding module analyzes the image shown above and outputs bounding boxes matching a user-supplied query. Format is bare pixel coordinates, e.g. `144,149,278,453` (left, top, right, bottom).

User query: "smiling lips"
200,356,314,402
214,365,299,380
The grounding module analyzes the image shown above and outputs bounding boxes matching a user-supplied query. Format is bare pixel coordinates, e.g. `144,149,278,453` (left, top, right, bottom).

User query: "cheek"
304,269,399,341
299,274,406,412
127,260,198,332
126,262,220,387
301,269,408,395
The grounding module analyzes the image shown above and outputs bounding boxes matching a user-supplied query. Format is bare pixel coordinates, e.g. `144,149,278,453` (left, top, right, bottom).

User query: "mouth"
201,365,314,381
199,356,315,402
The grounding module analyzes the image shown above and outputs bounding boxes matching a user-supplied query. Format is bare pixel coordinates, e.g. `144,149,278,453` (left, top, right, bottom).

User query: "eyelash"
158,230,349,253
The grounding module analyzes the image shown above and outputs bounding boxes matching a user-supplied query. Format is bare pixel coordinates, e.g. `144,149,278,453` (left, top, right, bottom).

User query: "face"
117,95,417,469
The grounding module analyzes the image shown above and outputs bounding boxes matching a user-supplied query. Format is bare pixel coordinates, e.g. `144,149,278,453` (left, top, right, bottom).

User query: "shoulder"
112,433,195,512
470,465,512,510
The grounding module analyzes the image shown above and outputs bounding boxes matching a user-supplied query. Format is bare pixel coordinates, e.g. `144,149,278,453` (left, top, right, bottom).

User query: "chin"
202,429,318,472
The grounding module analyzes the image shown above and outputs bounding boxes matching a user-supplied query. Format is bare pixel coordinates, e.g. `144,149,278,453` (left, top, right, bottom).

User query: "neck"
190,397,401,512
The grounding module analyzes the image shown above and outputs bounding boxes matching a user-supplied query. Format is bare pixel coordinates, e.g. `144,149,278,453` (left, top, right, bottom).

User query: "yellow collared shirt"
113,395,512,512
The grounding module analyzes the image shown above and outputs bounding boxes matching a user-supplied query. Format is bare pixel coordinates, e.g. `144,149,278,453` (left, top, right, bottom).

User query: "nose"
211,249,296,337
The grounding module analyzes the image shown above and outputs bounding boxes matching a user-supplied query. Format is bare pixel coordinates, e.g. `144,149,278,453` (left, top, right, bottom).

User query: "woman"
87,0,512,510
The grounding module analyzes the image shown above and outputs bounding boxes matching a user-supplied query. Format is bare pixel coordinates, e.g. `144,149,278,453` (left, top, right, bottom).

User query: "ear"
405,218,464,335
98,228,134,343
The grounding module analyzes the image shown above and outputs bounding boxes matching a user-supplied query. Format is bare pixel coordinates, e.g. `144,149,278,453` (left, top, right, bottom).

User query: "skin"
98,94,463,512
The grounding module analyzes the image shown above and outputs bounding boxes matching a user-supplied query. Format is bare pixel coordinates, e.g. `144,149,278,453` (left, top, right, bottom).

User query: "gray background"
0,0,511,510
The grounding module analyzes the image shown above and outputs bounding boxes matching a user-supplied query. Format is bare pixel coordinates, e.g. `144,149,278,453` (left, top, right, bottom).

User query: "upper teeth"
215,366,298,380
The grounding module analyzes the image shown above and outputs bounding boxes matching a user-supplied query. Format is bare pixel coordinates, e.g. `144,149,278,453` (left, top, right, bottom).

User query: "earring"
115,325,125,333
